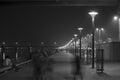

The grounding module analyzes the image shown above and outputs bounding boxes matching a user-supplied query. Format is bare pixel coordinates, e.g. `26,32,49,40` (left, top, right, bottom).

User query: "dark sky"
0,3,118,46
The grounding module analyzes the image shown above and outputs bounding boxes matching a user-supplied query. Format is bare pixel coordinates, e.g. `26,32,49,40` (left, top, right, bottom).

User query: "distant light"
16,42,18,44
114,16,118,20
96,28,104,31
2,42,5,45
96,28,99,31
54,42,57,45
41,42,44,45
101,28,104,31
91,34,93,36
74,34,78,37
78,28,83,31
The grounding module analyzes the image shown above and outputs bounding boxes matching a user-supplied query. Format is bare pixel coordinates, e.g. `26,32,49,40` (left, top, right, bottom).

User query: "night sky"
0,2,118,47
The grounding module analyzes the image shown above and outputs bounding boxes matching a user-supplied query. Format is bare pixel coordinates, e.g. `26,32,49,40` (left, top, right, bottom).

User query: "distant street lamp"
54,42,57,45
96,28,104,73
78,28,83,60
74,34,78,56
113,16,120,41
54,42,57,47
2,42,6,60
96,28,104,48
88,11,98,68
15,42,18,60
41,42,44,45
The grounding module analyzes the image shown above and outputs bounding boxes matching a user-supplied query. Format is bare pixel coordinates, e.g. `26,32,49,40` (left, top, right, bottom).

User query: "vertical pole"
16,42,18,60
75,40,76,56
99,30,101,49
16,47,18,60
2,42,5,60
119,18,120,41
92,17,95,68
29,44,32,59
79,35,81,59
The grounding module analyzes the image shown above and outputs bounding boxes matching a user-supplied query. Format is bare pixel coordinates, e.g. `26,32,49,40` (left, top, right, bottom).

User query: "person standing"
73,55,83,80
32,48,47,80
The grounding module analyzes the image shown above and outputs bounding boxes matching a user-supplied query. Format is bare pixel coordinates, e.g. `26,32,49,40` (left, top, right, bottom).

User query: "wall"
103,42,120,62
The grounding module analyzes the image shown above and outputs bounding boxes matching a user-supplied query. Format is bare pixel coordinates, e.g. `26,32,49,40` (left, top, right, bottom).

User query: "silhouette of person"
73,55,83,80
32,48,48,80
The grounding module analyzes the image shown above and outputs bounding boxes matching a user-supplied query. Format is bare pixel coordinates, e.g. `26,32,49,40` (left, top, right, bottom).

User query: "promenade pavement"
0,51,120,80
49,51,120,80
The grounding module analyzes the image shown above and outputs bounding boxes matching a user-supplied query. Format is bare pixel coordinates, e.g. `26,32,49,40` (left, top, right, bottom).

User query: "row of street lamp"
71,11,101,68
60,11,120,69
72,11,98,68
73,11,104,68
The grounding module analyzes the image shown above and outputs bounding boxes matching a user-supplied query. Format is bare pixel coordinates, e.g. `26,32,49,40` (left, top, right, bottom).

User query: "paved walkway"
84,62,120,80
0,51,120,80
48,52,120,80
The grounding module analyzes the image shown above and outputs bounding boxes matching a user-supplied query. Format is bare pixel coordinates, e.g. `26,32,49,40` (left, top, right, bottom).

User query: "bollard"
96,49,104,73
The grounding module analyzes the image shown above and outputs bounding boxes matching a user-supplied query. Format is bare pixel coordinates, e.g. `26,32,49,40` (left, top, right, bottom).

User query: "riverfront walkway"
0,51,120,80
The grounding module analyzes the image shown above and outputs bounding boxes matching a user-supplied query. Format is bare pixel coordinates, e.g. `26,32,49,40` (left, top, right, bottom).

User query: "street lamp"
113,15,120,41
78,28,83,60
88,11,98,68
96,28,104,48
74,34,78,56
95,28,104,73
41,42,44,45
15,42,19,60
2,42,6,60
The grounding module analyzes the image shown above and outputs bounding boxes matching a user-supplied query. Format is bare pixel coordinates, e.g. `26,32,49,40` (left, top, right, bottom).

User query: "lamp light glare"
88,11,98,17
114,16,118,20
96,28,99,31
101,28,104,31
74,34,78,37
78,28,83,31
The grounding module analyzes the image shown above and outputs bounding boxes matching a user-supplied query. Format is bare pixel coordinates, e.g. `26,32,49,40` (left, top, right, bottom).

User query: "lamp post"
74,34,78,56
54,42,57,48
29,44,32,59
78,28,83,60
88,11,98,68
15,42,18,60
2,42,6,60
96,28,104,73
114,16,120,41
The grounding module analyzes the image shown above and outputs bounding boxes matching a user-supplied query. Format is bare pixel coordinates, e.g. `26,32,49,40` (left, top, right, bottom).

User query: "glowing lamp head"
41,42,44,45
101,28,104,31
114,16,118,20
2,42,6,45
96,28,99,31
16,42,18,45
74,34,78,37
78,28,83,31
88,11,98,18
54,42,57,45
